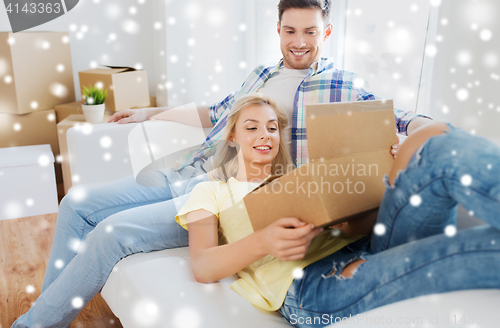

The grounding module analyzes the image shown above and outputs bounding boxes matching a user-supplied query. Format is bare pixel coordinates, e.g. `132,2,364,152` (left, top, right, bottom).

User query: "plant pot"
82,104,105,123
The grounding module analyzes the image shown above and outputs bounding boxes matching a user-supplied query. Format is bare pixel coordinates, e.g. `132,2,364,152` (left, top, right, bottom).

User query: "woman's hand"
259,218,323,261
107,108,156,124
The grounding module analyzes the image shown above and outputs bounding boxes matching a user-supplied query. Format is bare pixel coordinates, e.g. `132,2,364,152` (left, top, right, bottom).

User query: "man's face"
278,8,332,69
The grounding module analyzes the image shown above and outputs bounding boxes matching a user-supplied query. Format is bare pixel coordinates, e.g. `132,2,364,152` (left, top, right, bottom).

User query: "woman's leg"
12,192,193,328
371,124,500,253
279,226,500,328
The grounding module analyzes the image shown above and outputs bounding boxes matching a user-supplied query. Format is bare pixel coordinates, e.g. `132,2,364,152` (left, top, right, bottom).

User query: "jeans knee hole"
340,258,366,279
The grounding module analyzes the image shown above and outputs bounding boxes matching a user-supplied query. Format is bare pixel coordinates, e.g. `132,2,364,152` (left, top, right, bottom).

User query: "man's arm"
148,105,213,128
107,105,213,128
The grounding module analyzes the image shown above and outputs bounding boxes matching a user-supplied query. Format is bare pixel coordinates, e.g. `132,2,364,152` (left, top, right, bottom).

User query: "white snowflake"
132,299,160,325
72,297,84,309
479,29,493,42
293,267,304,279
461,174,473,186
444,225,457,237
409,194,422,207
100,136,113,149
55,259,64,269
373,223,386,236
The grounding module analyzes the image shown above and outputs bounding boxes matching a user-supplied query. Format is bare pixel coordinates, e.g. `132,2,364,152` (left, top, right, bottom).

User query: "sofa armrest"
67,121,212,188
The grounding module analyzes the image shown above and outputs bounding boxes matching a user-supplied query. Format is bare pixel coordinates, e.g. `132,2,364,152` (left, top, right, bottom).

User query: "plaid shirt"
176,57,427,170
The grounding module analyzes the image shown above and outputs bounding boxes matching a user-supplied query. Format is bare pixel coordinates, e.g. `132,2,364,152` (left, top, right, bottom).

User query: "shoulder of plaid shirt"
174,57,432,171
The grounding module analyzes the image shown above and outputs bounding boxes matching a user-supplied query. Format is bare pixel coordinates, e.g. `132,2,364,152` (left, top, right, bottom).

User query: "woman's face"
231,104,280,168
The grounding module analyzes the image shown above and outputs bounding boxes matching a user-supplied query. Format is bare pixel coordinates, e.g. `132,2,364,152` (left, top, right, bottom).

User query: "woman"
176,93,500,327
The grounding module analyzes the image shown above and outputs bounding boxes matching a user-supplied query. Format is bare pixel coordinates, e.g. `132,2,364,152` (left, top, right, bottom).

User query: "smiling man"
279,6,331,70
111,0,432,167
13,1,433,326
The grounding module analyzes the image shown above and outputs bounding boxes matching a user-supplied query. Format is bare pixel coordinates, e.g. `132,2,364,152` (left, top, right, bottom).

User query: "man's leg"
12,192,192,327
41,166,207,292
370,124,500,253
41,173,174,292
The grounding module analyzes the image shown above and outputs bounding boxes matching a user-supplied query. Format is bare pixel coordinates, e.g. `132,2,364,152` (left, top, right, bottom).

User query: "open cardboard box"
79,66,150,112
0,32,75,114
244,100,398,231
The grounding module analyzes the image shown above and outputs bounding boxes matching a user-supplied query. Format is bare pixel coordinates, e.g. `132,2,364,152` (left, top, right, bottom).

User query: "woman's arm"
187,209,323,283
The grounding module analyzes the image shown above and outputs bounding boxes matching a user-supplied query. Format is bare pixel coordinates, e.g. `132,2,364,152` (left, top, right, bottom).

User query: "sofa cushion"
101,247,291,328
102,247,500,328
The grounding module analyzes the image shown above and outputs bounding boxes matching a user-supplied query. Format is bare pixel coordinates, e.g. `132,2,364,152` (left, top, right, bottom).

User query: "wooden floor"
0,213,123,328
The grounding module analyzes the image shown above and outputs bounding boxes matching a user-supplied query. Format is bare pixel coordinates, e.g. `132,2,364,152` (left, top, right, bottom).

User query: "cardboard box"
57,114,112,194
54,101,83,123
0,109,62,185
149,96,157,108
0,109,59,153
0,32,75,114
0,145,59,220
79,66,150,112
243,100,398,231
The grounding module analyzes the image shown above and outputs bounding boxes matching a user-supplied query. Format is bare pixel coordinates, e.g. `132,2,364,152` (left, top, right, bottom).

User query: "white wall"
2,0,499,143
0,0,160,102
425,0,500,142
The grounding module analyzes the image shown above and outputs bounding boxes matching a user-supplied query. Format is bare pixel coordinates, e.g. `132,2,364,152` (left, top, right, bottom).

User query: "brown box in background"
54,101,83,123
79,66,150,112
149,96,157,108
244,100,398,231
57,114,112,194
0,109,63,184
0,32,75,114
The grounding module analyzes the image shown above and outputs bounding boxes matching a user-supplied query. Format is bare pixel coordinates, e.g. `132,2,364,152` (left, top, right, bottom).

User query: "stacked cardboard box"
1,32,155,198
0,32,76,186
79,66,150,112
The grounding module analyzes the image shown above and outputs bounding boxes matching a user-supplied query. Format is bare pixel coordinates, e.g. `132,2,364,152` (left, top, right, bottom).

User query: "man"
13,0,432,326
109,0,431,165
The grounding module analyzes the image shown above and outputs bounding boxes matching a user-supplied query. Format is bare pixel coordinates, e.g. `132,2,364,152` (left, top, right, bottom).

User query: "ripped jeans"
278,125,500,327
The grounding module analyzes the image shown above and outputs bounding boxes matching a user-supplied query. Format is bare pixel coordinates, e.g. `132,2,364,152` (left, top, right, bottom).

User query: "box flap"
103,65,140,73
244,100,399,230
244,165,330,231
80,68,122,75
0,144,54,168
306,100,398,161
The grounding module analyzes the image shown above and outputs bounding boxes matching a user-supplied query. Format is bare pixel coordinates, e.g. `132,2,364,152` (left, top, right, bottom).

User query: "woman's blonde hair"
208,93,293,182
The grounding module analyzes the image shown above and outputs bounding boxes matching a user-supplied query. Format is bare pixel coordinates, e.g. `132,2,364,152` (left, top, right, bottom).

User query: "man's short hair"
278,0,331,24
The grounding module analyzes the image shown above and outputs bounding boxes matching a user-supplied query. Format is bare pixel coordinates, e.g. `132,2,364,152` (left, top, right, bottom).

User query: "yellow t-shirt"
175,177,362,311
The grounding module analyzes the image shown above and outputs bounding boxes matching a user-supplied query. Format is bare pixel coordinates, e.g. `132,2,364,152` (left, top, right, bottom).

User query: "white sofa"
67,122,499,328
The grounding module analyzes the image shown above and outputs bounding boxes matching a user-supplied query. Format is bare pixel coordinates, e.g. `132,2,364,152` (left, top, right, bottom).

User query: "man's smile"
290,50,310,57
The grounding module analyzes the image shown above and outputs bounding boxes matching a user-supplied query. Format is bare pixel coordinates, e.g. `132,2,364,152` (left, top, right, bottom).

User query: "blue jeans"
279,125,500,327
12,168,207,327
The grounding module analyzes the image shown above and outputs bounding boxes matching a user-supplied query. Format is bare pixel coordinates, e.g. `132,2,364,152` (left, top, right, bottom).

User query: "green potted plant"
81,84,108,123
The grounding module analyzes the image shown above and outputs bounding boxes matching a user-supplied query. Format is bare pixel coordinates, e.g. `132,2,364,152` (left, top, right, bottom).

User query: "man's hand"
108,108,159,124
259,218,323,261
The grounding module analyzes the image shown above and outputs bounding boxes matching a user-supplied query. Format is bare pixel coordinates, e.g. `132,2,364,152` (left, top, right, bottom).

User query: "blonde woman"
176,93,500,327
